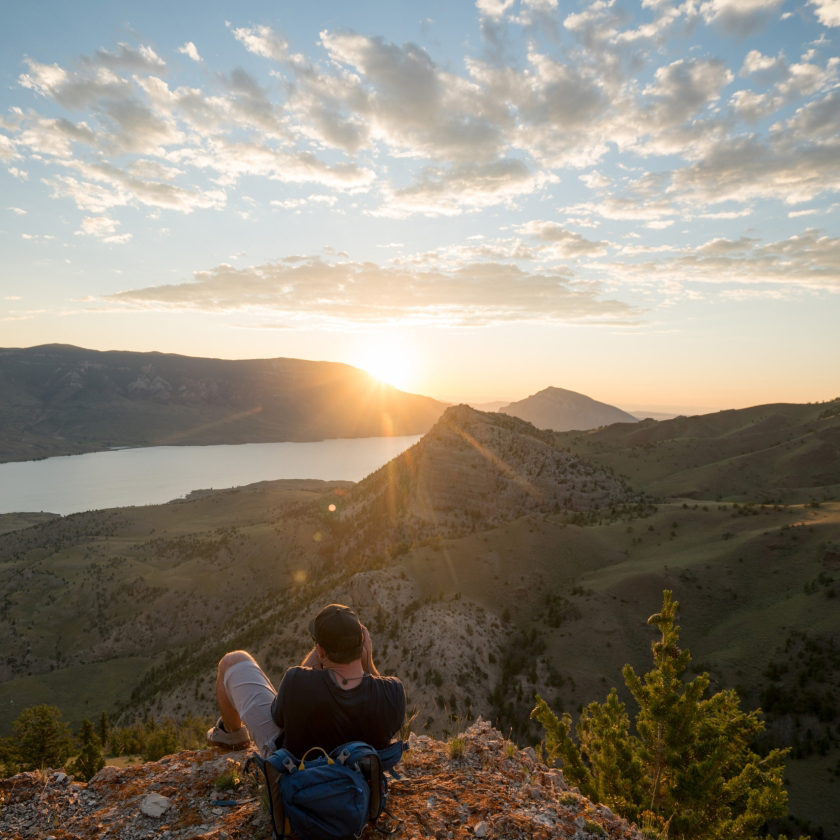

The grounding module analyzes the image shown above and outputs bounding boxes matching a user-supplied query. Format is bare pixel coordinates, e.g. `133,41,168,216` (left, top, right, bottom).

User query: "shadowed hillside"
3,400,840,835
324,405,648,565
500,386,639,431
555,398,840,504
0,344,446,463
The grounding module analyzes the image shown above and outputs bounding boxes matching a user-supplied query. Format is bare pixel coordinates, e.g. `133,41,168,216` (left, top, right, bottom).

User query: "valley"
1,401,839,835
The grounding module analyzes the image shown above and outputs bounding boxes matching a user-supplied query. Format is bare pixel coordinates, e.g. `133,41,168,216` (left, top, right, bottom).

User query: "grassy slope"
2,400,839,834
0,480,347,734
388,500,840,836
554,398,840,504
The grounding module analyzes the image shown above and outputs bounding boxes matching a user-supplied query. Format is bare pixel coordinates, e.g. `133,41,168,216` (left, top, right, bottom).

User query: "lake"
0,436,422,515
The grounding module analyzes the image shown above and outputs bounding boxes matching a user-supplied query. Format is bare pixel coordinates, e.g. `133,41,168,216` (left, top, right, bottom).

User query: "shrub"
10,705,75,772
532,591,789,840
67,719,105,782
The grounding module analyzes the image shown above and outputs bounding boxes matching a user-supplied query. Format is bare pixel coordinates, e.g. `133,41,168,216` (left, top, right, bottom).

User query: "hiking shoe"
206,717,250,750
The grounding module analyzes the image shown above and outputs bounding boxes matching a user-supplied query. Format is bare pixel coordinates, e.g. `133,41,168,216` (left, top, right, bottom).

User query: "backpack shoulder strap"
260,750,300,840
332,741,377,766
377,740,407,778
267,748,299,775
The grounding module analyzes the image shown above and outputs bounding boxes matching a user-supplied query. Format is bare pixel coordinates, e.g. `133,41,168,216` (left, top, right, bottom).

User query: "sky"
1,0,839,411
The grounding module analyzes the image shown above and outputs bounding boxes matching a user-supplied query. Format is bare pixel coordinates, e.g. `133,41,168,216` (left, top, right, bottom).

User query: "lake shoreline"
0,435,422,516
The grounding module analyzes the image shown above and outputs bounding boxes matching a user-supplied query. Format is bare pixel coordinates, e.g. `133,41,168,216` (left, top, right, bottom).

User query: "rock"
474,820,490,837
53,772,68,785
139,793,172,818
89,766,120,785
523,747,537,762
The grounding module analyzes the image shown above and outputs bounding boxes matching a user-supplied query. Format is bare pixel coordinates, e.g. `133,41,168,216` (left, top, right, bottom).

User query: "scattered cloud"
700,0,786,36
516,220,610,256
475,0,516,20
8,206,27,215
178,42,202,62
602,229,840,292
74,214,132,243
103,254,639,326
5,7,840,240
810,0,840,26
378,160,550,217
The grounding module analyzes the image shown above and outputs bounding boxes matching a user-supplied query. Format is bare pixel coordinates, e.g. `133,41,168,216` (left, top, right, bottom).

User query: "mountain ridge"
500,386,639,432
0,344,446,463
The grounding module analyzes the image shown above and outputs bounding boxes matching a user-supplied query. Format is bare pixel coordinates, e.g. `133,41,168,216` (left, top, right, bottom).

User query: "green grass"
0,656,154,736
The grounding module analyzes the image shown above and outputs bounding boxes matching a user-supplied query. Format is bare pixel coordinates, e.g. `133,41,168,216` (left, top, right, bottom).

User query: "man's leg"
216,650,254,734
209,650,283,757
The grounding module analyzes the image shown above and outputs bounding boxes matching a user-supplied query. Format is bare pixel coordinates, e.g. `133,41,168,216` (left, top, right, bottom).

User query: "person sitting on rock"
207,603,405,758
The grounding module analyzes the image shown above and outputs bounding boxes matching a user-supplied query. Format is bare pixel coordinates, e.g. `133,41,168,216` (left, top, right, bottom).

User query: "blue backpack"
250,740,406,840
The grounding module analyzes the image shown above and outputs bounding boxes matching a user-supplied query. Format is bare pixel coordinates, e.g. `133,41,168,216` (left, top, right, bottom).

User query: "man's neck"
320,659,365,689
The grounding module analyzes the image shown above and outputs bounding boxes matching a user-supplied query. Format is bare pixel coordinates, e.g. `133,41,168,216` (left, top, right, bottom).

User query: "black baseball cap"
308,604,363,652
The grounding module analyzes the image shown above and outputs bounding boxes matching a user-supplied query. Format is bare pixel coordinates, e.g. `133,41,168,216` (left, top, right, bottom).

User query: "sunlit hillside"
2,402,840,835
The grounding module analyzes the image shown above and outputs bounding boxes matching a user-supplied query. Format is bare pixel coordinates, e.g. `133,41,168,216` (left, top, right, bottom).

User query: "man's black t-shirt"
270,666,405,757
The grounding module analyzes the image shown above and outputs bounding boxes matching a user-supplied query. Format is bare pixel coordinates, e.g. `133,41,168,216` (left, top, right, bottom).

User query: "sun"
357,342,415,391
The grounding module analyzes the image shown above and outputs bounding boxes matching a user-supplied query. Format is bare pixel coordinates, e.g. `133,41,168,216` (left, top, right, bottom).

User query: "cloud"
90,43,166,74
0,133,19,161
579,171,611,189
7,12,840,226
103,254,639,325
44,160,227,213
270,194,339,208
670,111,840,207
380,159,550,216
316,31,510,163
475,0,516,19
516,220,610,256
8,207,27,215
230,24,289,61
74,215,132,243
810,0,840,26
643,58,733,127
699,0,786,36
178,42,202,62
601,229,840,292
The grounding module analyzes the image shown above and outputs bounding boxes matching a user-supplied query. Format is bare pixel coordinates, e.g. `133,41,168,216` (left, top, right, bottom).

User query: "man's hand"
301,646,322,669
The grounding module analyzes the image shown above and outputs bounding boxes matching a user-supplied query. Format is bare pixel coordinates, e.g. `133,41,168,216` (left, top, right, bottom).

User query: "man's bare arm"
360,624,380,676
301,646,322,668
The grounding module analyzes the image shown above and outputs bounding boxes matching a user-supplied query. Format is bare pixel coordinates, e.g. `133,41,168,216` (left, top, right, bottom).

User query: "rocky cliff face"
0,720,645,840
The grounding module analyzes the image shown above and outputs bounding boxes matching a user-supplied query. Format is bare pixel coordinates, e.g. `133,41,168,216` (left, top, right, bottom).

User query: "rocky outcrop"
0,720,645,840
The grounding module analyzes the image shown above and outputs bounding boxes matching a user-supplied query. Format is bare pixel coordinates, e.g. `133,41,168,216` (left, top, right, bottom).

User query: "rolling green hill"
2,400,839,836
0,344,447,463
554,398,840,504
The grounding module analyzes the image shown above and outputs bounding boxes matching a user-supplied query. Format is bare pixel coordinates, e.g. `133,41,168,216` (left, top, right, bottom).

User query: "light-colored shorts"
223,659,283,758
